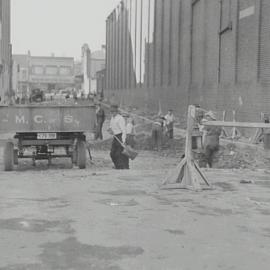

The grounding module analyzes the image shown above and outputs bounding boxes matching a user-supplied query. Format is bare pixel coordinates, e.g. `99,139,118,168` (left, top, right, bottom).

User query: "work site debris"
91,133,270,170
213,143,269,169
91,106,270,170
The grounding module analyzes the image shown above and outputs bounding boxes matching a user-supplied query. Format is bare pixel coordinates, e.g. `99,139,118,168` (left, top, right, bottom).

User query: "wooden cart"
0,104,96,171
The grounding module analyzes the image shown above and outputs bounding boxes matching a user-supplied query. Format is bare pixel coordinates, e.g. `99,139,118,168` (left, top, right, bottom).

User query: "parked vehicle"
0,104,96,171
29,88,45,103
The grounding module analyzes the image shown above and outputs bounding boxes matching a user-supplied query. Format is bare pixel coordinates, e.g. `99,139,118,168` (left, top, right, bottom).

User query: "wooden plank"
204,121,270,129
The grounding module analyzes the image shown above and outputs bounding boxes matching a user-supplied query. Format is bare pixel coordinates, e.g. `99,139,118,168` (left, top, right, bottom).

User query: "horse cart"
0,104,96,171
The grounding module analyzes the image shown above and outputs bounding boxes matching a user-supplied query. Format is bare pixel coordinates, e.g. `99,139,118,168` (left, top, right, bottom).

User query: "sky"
11,0,120,60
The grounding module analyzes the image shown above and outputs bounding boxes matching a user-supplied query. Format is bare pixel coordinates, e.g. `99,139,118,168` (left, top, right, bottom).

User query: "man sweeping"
107,105,129,169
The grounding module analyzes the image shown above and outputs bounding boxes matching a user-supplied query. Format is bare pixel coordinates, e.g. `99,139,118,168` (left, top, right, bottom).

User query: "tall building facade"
79,44,105,94
0,0,11,100
81,44,91,94
106,0,270,122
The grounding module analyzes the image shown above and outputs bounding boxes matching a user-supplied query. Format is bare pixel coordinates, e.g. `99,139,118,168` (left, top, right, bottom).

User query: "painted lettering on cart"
15,115,26,124
15,115,77,124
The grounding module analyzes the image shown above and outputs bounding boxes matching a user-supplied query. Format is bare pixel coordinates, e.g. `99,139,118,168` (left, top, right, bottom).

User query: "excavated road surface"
0,149,270,270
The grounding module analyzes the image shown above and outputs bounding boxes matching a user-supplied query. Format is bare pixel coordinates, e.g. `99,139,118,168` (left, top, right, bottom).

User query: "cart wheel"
14,149,19,165
77,141,86,169
4,142,14,171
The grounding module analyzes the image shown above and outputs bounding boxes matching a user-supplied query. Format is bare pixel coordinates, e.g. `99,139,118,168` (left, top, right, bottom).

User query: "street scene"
0,0,270,269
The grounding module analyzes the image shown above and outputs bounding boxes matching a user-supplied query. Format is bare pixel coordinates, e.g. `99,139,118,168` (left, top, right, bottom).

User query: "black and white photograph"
0,0,270,269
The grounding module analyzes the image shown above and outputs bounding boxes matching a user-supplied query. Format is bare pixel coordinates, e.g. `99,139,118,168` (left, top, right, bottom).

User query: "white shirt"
165,114,175,125
110,114,126,143
126,122,135,135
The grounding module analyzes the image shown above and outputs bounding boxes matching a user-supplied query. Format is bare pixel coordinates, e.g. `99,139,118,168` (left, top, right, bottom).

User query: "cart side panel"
0,105,96,133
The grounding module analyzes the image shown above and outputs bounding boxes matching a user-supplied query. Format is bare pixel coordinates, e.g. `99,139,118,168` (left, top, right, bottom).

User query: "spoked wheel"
4,142,14,171
77,140,86,169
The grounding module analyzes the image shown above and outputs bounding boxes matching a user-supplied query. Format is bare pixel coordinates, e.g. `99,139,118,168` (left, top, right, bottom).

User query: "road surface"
0,149,270,270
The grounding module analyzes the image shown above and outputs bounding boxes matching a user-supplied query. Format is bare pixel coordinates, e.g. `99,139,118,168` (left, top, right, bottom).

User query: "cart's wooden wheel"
4,142,14,171
77,141,86,169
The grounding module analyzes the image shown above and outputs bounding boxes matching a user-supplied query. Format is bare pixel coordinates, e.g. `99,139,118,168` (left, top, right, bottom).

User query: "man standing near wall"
108,105,129,169
165,109,175,139
152,116,165,151
95,102,105,140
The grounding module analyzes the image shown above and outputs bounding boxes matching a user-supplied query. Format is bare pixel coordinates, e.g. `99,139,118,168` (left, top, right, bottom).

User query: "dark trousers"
126,134,136,148
205,145,219,168
152,128,162,151
95,121,104,140
110,133,129,169
167,128,174,139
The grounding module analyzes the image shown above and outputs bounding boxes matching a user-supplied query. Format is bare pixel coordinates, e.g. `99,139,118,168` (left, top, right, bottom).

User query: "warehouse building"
105,0,270,121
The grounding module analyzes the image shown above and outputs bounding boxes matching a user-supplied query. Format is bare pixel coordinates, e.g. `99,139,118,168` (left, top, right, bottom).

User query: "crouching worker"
108,105,129,169
202,111,221,168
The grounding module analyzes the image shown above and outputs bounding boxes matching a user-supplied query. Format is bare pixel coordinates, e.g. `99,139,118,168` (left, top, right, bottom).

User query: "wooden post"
163,105,211,191
231,110,241,140
251,112,264,144
221,110,229,138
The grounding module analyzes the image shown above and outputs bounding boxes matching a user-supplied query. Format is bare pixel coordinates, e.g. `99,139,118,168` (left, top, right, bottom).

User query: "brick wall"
105,0,270,126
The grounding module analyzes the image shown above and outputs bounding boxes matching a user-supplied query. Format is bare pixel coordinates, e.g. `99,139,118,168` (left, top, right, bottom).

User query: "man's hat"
122,112,130,118
205,111,216,120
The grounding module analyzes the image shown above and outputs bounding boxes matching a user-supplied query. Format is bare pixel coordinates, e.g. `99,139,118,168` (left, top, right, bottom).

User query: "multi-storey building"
13,52,75,95
79,44,105,94
0,0,11,100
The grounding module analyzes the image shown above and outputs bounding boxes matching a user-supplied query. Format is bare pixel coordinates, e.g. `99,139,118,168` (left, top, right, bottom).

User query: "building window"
45,66,58,75
59,66,72,76
32,66,44,75
22,70,27,80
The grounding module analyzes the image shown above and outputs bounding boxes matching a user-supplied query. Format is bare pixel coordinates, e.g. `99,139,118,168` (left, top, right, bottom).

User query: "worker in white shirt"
164,109,175,139
107,105,129,169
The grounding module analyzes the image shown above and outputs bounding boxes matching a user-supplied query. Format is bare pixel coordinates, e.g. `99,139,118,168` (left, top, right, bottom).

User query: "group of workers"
94,101,223,170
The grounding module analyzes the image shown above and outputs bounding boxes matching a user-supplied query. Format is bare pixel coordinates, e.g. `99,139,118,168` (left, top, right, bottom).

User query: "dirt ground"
0,143,270,270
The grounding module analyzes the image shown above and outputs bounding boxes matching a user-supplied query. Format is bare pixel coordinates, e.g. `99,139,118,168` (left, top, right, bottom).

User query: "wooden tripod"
163,105,211,191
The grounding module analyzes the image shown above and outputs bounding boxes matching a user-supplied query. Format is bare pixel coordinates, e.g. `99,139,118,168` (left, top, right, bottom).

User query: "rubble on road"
213,143,270,169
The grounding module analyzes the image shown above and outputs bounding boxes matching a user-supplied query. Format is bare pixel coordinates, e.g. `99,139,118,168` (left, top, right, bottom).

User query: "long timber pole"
204,121,270,129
